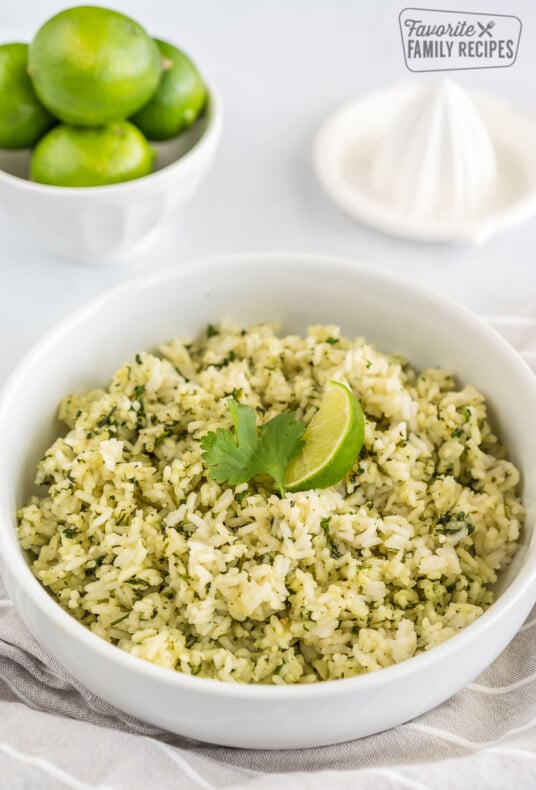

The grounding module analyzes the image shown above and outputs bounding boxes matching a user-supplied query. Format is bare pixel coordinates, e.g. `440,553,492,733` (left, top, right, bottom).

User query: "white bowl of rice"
0,253,535,749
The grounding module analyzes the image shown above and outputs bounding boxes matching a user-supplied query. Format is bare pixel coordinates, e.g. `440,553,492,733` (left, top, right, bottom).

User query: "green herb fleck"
96,405,118,429
207,324,219,338
213,350,236,369
116,511,131,527
451,427,464,439
62,527,78,539
325,337,339,345
111,613,130,627
436,511,474,536
155,429,171,447
320,517,342,558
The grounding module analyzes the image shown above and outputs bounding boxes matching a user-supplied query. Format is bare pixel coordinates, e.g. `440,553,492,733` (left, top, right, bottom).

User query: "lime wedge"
285,381,365,492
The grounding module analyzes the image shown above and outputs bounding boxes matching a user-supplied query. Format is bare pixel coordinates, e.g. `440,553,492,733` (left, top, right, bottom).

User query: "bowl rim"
1,251,535,700
0,82,223,195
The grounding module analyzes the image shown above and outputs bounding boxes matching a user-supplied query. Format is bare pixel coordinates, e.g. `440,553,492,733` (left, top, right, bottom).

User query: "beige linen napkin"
0,310,535,790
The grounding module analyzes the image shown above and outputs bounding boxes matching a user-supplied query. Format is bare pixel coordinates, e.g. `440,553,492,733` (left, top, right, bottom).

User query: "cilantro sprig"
200,399,305,496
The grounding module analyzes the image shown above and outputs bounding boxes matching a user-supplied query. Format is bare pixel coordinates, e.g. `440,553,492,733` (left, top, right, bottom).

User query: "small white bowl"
0,87,222,265
0,253,535,749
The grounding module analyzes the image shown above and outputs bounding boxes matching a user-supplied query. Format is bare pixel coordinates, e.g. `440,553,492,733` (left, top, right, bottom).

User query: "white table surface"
1,0,535,385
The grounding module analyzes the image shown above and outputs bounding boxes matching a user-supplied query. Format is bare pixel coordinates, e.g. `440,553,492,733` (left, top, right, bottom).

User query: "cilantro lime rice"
17,323,524,684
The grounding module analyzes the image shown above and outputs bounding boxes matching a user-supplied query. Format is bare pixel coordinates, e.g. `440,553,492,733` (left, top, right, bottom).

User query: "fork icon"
478,20,495,37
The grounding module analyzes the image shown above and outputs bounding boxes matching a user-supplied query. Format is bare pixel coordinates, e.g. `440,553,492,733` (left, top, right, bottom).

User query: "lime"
0,42,54,148
30,122,154,187
131,39,206,141
285,381,365,491
28,6,162,126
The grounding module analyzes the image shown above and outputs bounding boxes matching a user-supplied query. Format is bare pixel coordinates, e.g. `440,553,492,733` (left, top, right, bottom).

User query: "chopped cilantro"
155,429,171,447
110,613,130,626
436,511,474,536
62,527,78,539
212,350,236,369
462,407,472,422
135,354,142,364
320,517,331,534
96,405,118,429
207,324,219,338
320,517,342,559
451,427,464,439
328,539,342,559
325,337,339,345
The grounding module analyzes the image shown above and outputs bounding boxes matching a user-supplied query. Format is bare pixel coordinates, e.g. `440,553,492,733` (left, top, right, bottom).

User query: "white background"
1,0,535,383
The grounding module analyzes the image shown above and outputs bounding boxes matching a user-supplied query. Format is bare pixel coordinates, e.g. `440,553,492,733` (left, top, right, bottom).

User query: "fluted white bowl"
0,87,222,264
0,254,535,748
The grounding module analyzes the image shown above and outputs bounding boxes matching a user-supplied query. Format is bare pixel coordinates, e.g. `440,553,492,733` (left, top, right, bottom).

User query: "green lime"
30,122,154,187
0,43,54,148
28,6,162,126
131,39,206,141
285,381,365,491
